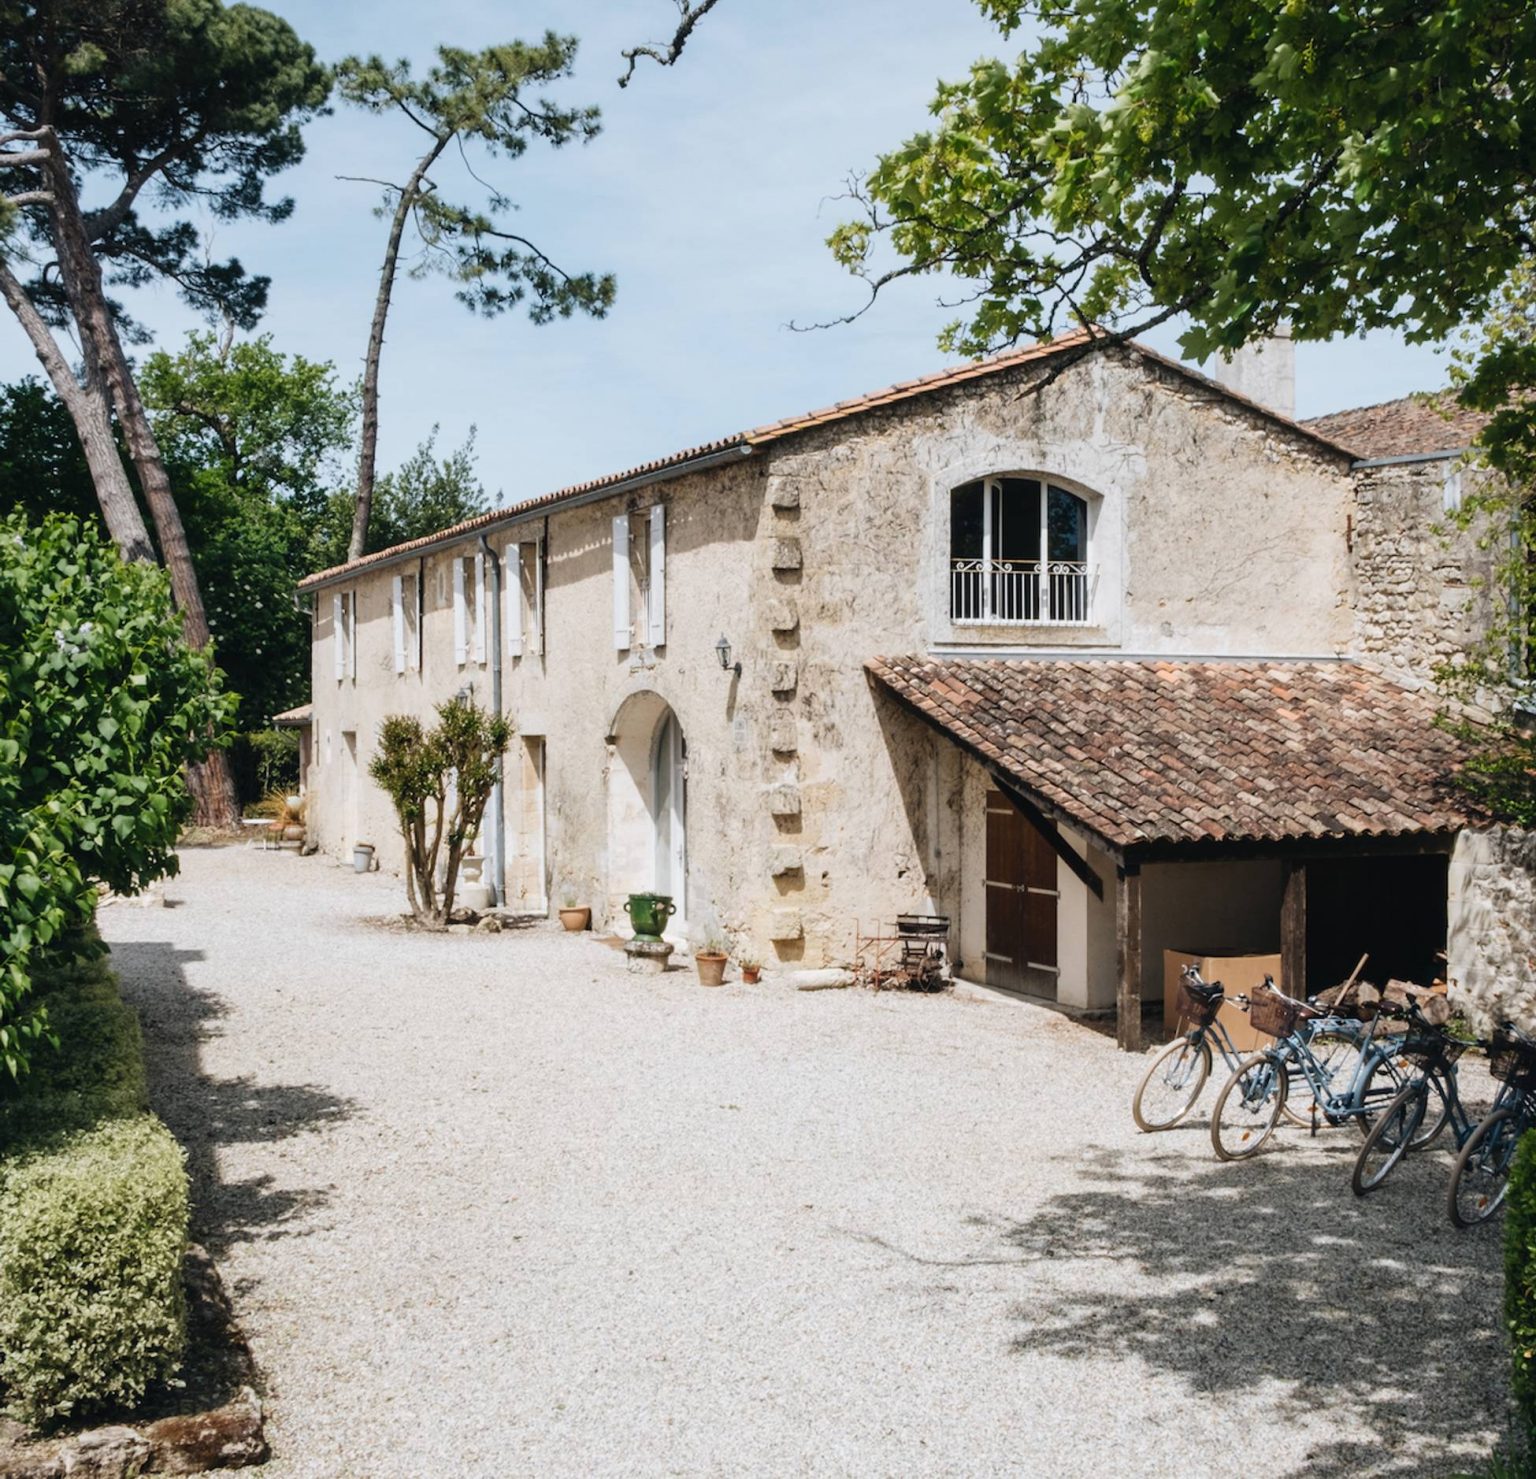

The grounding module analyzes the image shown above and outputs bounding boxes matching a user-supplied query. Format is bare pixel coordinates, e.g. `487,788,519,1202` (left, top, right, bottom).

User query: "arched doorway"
609,691,688,927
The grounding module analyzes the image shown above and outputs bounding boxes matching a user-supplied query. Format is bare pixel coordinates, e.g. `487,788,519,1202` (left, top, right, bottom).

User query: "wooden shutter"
347,590,357,680
506,546,524,658
452,558,467,665
533,539,545,656
612,515,630,650
332,592,345,680
391,574,405,674
647,504,666,647
473,550,487,663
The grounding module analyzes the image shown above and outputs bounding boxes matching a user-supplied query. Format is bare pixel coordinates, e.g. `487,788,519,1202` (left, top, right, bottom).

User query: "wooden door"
984,789,1060,999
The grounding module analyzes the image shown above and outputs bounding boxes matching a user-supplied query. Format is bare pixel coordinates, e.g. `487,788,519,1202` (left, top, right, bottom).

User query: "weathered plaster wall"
1448,827,1536,1030
1349,460,1499,688
308,347,1360,969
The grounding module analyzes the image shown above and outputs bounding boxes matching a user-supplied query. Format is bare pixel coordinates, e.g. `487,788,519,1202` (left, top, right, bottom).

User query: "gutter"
1351,448,1469,470
478,534,505,910
299,443,755,593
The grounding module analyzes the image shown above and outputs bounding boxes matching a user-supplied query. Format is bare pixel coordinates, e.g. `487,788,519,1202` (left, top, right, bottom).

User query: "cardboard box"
1163,949,1284,1052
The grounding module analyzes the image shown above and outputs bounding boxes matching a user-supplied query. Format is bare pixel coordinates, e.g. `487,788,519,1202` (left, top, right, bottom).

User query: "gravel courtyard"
100,845,1508,1478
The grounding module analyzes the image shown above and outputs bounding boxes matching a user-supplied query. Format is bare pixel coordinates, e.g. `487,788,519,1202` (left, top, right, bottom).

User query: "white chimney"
1203,325,1295,419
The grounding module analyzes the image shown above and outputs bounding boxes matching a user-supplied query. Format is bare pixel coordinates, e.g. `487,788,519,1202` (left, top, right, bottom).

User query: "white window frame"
950,476,1094,627
507,539,544,660
612,515,630,650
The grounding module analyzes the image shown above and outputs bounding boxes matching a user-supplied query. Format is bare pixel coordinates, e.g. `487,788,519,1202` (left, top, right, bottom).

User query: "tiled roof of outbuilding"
866,655,1471,854
298,328,1355,591
1303,393,1487,460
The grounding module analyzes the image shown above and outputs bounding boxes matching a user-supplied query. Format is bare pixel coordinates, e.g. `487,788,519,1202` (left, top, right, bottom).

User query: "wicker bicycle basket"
1399,1035,1470,1072
1247,985,1300,1040
1177,978,1223,1029
1488,1028,1536,1091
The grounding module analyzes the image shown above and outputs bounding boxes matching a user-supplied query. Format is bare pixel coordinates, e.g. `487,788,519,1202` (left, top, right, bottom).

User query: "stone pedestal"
625,937,675,975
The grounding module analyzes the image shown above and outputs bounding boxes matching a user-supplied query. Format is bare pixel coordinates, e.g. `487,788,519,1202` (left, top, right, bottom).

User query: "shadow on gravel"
859,1138,1507,1477
109,940,358,1254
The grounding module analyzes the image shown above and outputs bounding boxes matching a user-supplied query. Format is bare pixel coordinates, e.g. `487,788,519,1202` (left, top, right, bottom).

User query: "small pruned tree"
369,699,510,929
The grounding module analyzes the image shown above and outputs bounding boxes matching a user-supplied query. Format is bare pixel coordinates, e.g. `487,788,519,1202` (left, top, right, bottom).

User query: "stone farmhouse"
296,328,1499,1049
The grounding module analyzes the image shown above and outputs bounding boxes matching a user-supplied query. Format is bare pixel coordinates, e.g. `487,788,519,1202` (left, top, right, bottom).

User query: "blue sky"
2,0,1451,507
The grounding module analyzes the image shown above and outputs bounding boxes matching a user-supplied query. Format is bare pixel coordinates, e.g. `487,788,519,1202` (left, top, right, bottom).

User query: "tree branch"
618,0,723,87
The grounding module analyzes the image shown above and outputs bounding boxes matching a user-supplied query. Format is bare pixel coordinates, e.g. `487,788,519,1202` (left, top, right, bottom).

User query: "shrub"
0,936,188,1428
0,511,235,1080
0,1114,188,1426
0,946,146,1144
1507,1131,1536,1459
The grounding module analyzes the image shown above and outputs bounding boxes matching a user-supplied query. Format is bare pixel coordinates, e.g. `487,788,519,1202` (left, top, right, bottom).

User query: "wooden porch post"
1116,863,1142,1052
1281,859,1307,997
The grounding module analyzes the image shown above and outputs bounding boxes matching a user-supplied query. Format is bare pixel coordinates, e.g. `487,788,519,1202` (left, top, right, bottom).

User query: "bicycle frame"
1259,1012,1404,1127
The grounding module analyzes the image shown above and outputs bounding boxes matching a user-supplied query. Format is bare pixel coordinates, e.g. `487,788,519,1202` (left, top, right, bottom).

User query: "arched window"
949,477,1093,625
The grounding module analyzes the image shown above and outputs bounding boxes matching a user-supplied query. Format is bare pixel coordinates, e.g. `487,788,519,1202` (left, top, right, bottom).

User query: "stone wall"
1448,827,1536,1030
1349,460,1498,688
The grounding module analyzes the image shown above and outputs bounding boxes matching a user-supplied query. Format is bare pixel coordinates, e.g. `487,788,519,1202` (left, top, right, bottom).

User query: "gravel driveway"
100,846,1508,1478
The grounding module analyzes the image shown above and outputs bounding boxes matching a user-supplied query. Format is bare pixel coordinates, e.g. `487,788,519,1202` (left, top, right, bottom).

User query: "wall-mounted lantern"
715,634,742,678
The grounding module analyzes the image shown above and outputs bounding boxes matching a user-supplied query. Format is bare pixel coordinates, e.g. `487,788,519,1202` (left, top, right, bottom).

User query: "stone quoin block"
769,481,801,511
771,538,802,572
770,661,798,695
769,846,803,877
767,909,804,941
765,598,799,633
768,785,802,818
769,717,798,754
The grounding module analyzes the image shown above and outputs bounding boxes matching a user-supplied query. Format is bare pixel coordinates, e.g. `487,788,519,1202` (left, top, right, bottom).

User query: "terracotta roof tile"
1303,392,1487,460
866,656,1471,852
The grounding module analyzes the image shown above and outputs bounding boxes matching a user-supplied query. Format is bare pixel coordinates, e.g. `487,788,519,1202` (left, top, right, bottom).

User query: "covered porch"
867,655,1469,1050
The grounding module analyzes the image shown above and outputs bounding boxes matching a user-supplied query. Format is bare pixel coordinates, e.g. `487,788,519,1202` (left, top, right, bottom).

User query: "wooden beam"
1281,859,1307,998
1116,864,1142,1053
989,768,1105,900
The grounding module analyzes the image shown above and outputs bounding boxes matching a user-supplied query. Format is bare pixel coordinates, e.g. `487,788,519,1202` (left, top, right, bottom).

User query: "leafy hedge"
0,511,234,1080
1507,1130,1536,1461
0,943,189,1427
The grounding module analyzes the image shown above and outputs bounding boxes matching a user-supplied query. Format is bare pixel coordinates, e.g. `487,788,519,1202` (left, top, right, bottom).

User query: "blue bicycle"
1135,966,1364,1133
1210,979,1408,1160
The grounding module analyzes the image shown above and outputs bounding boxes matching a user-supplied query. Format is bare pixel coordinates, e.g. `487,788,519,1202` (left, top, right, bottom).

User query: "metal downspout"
478,534,505,908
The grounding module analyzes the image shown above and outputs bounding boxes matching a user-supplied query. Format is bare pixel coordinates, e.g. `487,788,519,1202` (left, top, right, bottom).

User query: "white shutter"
612,514,630,650
474,550,487,664
533,539,545,657
332,593,345,680
452,558,467,665
506,546,524,658
391,574,405,674
347,589,358,680
647,504,666,648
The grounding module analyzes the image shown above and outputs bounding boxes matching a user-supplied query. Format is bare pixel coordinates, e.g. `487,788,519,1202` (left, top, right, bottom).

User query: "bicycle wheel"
1211,1052,1287,1160
1352,1081,1428,1196
1448,1109,1521,1228
1132,1036,1212,1132
1355,1054,1447,1146
1283,1029,1362,1128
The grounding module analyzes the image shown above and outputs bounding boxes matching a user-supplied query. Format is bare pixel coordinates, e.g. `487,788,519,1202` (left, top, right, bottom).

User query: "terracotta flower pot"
695,951,728,987
559,906,591,932
741,965,761,985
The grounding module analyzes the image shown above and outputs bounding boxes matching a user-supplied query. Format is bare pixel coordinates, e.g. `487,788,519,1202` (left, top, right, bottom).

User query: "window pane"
996,478,1042,563
950,481,984,560
1047,484,1087,563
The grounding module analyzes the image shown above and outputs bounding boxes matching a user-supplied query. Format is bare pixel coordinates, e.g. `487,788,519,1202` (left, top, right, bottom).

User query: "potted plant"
558,894,591,932
695,932,729,987
740,958,762,985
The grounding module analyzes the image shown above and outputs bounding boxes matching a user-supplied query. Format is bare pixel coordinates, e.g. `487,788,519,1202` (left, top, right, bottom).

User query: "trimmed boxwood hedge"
1508,1131,1536,1461
0,940,189,1427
